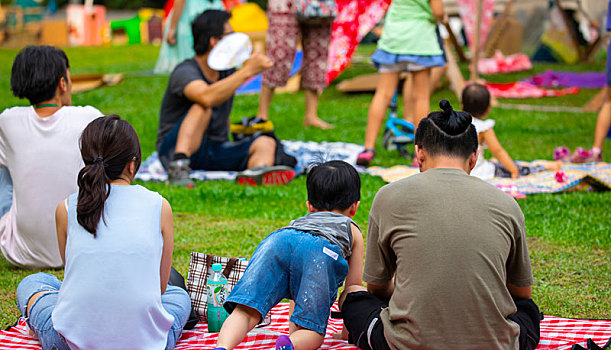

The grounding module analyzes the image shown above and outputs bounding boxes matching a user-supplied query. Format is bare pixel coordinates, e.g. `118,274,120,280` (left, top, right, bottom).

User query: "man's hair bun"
439,99,453,114
414,99,479,159
433,99,472,136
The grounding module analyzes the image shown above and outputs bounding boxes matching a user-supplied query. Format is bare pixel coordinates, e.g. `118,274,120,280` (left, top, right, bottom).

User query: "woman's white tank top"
52,184,173,350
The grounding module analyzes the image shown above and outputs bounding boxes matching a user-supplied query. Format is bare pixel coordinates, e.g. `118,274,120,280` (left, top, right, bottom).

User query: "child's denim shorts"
224,228,349,335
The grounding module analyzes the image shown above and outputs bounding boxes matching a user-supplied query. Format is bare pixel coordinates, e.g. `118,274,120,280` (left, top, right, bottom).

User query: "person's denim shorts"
371,49,446,73
224,229,349,335
157,115,255,171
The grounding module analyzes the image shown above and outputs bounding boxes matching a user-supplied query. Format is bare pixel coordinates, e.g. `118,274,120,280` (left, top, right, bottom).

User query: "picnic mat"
368,163,611,195
2,303,611,349
485,82,579,99
135,140,363,182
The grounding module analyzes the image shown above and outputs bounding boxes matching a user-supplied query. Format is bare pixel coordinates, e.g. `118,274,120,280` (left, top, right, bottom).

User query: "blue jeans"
0,166,13,217
225,229,349,335
606,41,611,86
157,116,255,171
17,273,192,350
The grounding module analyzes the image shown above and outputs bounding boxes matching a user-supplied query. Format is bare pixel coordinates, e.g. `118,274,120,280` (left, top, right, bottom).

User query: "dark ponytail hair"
415,100,478,159
77,115,142,237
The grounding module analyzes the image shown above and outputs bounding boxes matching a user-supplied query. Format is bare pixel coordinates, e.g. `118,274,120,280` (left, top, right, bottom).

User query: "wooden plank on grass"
498,103,585,113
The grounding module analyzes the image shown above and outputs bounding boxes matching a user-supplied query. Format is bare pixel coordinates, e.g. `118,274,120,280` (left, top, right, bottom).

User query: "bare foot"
303,117,334,130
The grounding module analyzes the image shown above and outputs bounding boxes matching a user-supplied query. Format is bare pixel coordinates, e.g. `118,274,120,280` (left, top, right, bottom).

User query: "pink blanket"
478,52,532,75
486,81,579,99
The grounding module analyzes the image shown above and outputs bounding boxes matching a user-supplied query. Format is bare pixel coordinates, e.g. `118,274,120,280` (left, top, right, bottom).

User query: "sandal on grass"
356,148,376,167
553,146,571,162
570,147,598,163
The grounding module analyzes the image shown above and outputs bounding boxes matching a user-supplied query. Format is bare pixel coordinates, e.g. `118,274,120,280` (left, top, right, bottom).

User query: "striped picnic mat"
1,303,610,349
367,163,611,195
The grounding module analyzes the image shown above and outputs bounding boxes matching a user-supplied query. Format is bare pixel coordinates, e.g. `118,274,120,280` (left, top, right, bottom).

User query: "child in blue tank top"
15,115,192,350
214,160,364,350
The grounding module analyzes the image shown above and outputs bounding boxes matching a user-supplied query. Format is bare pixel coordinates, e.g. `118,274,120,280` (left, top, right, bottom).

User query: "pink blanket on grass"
485,81,579,99
2,303,611,349
478,52,532,75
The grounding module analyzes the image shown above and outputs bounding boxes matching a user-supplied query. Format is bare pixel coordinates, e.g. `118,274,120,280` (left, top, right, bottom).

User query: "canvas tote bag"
186,252,271,326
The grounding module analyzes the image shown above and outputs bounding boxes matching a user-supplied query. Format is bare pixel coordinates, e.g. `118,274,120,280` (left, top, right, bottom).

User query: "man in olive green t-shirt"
340,101,541,350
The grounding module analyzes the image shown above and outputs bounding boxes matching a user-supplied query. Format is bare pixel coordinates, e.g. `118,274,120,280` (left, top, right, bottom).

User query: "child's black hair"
415,100,478,159
461,83,491,118
306,160,360,211
10,45,70,105
192,10,231,55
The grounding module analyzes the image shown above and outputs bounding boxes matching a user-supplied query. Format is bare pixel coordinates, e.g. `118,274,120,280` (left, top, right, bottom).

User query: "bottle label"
207,281,228,307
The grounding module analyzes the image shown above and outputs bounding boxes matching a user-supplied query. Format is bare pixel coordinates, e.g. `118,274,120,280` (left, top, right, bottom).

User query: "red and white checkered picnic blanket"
1,303,610,349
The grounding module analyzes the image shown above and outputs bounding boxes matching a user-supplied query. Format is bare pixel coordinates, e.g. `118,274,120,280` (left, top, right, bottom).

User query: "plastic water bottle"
207,263,229,332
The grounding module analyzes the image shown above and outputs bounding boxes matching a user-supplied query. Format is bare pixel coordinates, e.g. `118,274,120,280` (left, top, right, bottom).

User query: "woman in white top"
16,116,192,350
0,45,102,268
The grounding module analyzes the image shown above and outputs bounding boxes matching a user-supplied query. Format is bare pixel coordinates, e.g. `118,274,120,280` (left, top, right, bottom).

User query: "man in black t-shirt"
157,10,293,187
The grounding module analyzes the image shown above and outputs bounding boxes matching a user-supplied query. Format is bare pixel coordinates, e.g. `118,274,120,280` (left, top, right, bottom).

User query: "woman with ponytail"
340,100,540,350
15,115,192,350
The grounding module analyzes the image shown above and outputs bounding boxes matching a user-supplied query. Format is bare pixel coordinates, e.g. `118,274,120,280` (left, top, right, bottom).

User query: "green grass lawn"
0,44,609,326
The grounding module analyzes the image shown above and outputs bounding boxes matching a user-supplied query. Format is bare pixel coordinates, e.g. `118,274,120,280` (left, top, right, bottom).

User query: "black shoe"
167,159,194,188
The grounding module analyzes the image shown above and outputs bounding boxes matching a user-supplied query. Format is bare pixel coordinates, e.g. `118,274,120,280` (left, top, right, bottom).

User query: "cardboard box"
39,20,68,46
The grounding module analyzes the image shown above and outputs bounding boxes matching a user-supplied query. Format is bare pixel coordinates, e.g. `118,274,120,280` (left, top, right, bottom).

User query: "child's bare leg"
430,66,447,93
543,160,562,171
364,72,401,149
216,305,261,350
288,323,324,350
411,68,432,131
592,88,611,154
402,74,415,123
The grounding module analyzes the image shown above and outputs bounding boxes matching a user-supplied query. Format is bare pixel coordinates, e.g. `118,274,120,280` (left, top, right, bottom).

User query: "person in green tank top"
357,0,446,167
